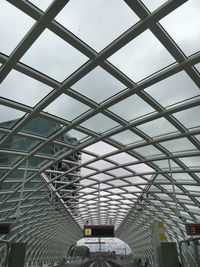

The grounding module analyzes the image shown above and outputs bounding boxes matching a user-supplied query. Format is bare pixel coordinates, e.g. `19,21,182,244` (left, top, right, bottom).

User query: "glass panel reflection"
1,136,40,152
21,116,63,137
66,129,89,142
0,132,5,141
0,153,22,167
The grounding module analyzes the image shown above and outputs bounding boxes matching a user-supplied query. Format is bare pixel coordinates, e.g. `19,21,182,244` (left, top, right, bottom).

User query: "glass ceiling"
0,0,200,265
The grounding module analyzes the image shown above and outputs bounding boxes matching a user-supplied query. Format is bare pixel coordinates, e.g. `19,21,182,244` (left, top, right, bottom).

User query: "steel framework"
0,0,200,266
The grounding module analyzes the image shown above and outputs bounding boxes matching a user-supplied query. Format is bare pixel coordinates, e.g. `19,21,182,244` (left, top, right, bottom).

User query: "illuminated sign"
185,223,200,236
0,223,11,235
84,228,92,237
84,225,114,238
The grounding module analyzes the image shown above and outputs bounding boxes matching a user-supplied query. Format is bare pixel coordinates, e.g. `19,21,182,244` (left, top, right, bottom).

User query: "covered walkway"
0,0,200,266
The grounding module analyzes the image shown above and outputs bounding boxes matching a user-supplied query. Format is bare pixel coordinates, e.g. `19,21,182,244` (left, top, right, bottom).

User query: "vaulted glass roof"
0,0,200,266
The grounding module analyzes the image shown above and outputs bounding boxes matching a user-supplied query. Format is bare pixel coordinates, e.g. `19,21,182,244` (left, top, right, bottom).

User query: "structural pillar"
8,242,26,267
151,220,167,267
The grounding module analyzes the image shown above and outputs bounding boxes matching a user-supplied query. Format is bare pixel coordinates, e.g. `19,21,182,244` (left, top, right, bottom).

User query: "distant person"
144,258,149,267
137,258,142,266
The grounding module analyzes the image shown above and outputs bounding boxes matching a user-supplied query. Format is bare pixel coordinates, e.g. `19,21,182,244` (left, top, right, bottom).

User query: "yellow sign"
159,233,166,240
159,221,164,228
84,228,92,236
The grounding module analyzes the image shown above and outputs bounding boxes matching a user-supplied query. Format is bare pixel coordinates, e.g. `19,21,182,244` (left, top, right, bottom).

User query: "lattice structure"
0,0,200,266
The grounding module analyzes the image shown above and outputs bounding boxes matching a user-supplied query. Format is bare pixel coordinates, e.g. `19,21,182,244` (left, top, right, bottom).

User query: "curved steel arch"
0,0,200,266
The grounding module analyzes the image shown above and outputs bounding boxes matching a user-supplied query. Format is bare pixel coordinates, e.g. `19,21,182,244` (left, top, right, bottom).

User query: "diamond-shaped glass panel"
21,29,88,81
109,30,174,82
87,160,115,170
145,71,200,108
0,70,52,107
174,106,200,129
72,67,126,103
108,153,137,164
0,1,34,55
180,157,200,168
81,114,119,133
137,118,177,137
55,0,139,51
45,94,90,121
160,138,197,153
109,94,155,121
134,145,163,157
111,130,143,145
161,0,200,56
0,106,25,127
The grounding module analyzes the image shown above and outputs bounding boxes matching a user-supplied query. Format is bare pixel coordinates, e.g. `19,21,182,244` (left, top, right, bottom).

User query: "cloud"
0,105,25,124
145,71,200,107
55,0,139,52
0,1,34,55
160,0,200,56
108,29,174,82
0,70,52,107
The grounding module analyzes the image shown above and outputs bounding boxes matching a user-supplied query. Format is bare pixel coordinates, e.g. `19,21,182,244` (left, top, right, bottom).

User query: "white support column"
151,220,167,267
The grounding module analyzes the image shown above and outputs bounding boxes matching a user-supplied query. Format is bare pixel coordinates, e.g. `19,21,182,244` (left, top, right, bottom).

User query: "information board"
84,225,114,238
0,223,11,235
185,223,200,236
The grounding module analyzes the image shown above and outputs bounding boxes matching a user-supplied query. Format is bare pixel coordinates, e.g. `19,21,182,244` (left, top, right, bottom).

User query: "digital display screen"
185,223,200,236
84,225,114,238
0,223,11,235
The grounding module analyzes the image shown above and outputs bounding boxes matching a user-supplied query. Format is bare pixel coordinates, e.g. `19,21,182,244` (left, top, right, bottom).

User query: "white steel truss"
0,0,200,266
